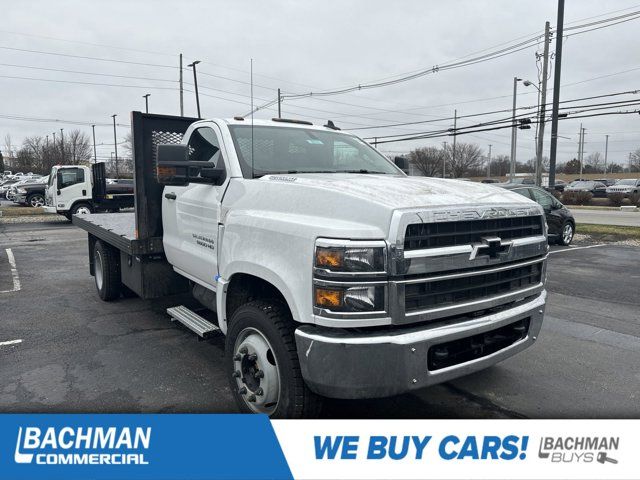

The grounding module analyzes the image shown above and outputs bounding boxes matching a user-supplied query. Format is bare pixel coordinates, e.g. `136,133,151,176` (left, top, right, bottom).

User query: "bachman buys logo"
14,426,151,465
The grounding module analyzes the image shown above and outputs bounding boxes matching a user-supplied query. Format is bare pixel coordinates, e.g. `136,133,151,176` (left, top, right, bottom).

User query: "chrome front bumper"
296,291,545,399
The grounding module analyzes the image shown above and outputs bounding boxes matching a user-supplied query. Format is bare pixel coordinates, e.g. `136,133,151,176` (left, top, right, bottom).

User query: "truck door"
162,125,228,288
55,167,89,211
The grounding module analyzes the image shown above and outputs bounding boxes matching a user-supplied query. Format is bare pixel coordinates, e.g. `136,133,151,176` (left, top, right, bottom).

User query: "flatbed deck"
72,213,164,255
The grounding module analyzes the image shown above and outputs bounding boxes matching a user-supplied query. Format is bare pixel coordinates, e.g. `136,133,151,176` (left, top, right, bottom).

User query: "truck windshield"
227,125,402,178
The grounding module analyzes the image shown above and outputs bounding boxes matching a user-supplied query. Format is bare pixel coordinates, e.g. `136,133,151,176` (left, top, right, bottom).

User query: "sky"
2,0,640,167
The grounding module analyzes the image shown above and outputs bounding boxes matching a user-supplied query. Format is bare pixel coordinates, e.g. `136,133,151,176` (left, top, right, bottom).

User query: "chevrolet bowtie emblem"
470,236,513,260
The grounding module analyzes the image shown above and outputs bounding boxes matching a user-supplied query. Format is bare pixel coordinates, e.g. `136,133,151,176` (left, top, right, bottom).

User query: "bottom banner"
0,415,638,479
273,419,638,480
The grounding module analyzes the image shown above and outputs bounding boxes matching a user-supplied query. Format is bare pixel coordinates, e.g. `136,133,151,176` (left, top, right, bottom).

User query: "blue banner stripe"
0,414,293,480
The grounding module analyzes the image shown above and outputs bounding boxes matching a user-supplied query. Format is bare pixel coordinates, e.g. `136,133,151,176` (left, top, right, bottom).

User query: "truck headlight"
314,239,386,274
314,284,385,312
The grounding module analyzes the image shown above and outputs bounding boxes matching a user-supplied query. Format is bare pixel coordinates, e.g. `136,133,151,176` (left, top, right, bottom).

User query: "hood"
260,174,533,209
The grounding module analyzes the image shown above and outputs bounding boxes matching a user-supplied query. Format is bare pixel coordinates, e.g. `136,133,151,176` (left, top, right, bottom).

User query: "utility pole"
535,21,551,187
143,94,150,113
179,53,184,116
112,114,119,178
45,135,49,148
442,141,447,178
548,0,565,189
60,128,64,162
373,137,378,147
604,134,609,176
277,88,282,118
91,125,97,164
487,144,492,177
577,124,585,178
509,77,521,182
188,60,201,118
451,109,457,178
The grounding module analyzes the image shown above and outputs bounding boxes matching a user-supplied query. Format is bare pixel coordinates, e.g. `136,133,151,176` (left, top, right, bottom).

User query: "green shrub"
607,192,625,207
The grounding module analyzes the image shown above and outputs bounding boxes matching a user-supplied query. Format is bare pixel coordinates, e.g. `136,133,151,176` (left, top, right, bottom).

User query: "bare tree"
489,154,510,176
408,146,444,177
586,152,604,173
67,130,92,165
448,142,483,178
630,147,640,172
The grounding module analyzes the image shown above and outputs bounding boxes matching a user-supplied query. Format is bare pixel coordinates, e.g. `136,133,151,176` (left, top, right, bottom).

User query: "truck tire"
225,300,323,418
27,194,45,207
93,240,121,301
71,202,93,215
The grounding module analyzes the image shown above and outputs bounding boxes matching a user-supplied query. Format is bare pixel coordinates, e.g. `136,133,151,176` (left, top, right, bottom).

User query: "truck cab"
44,164,134,219
73,113,548,418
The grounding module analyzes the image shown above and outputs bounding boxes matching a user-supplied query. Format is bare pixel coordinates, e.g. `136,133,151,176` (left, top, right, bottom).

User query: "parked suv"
500,184,575,245
606,178,640,197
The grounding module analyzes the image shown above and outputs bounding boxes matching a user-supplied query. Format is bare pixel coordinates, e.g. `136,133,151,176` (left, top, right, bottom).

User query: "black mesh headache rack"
73,112,198,298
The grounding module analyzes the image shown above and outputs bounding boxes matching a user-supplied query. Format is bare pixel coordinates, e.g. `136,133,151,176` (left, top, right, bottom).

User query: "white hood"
261,174,534,209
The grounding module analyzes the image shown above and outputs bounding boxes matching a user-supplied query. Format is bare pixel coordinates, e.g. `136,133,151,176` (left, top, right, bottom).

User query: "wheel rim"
563,224,573,244
232,327,280,415
94,249,104,291
76,206,91,215
30,196,44,207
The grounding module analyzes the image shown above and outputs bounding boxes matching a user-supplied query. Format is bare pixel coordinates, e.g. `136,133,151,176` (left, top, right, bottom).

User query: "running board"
167,305,219,338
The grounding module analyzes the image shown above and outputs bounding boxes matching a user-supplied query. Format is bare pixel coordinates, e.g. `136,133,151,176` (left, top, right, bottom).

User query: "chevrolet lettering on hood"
433,206,540,222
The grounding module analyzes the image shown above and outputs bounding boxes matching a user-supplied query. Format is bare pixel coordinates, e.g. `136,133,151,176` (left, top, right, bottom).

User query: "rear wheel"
93,240,122,301
225,300,323,418
558,222,574,246
27,194,45,208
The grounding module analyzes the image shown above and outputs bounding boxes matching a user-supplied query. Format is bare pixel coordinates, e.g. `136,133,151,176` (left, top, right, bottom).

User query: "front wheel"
225,300,323,418
558,222,574,246
72,202,93,215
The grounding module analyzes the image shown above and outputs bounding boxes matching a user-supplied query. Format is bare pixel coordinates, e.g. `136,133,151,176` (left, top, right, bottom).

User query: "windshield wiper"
254,170,337,178
341,169,388,174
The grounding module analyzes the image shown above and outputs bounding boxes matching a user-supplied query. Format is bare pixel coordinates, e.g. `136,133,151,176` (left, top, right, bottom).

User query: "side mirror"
394,156,409,173
156,144,223,185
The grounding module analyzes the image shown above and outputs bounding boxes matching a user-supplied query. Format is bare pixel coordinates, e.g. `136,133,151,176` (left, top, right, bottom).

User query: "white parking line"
549,244,608,254
0,248,21,293
0,339,23,347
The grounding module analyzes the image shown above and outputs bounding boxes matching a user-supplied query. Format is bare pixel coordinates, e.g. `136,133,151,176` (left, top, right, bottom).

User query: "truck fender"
216,262,300,335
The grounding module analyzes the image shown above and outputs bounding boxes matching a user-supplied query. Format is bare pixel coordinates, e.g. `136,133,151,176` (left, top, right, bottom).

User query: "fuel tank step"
167,305,219,338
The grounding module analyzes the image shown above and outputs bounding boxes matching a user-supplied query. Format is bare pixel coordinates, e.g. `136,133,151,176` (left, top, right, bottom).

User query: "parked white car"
606,179,640,197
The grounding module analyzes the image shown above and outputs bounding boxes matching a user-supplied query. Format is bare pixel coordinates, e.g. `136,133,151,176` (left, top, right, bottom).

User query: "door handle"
165,192,177,200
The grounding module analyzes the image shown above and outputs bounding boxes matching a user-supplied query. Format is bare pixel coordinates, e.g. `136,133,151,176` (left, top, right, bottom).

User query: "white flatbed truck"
73,112,548,417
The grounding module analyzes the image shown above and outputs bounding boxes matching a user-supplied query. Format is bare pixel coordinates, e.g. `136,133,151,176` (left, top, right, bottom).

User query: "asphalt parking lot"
1,220,639,418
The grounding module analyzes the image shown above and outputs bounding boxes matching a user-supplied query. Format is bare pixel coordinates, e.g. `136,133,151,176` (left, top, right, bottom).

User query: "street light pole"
487,144,492,177
188,60,201,118
451,109,457,178
442,141,447,178
277,88,282,118
143,94,150,113
534,21,551,187
604,134,609,175
179,53,184,116
509,77,522,182
91,125,97,164
112,114,119,179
